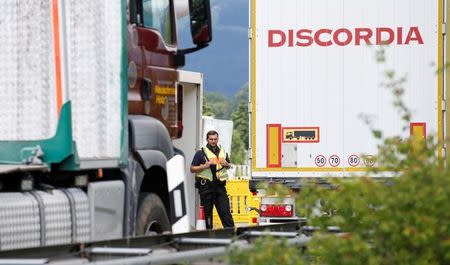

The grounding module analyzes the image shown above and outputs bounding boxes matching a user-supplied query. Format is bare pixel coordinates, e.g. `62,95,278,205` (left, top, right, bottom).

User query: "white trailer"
250,0,443,178
249,0,446,223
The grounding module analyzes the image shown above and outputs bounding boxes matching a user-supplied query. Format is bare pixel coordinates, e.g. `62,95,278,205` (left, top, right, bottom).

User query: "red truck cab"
127,0,211,138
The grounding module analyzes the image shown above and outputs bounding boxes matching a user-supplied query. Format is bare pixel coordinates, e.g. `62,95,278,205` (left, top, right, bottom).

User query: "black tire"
136,192,171,236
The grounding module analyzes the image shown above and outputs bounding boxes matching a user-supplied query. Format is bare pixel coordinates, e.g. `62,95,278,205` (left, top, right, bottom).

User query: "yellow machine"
213,178,260,228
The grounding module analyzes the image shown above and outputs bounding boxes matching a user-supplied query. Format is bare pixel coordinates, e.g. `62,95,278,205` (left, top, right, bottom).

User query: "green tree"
231,101,249,150
202,94,215,117
204,91,232,119
230,129,245,164
231,83,249,111
203,86,249,164
230,84,249,164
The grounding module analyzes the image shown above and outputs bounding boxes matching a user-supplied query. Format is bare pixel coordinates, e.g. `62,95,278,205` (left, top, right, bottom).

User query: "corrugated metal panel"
0,189,91,250
67,188,91,243
0,0,58,141
36,190,72,246
0,193,40,250
65,0,123,162
252,0,440,177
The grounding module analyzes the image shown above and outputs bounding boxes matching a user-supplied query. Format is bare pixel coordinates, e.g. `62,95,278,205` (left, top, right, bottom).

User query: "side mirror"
189,0,212,45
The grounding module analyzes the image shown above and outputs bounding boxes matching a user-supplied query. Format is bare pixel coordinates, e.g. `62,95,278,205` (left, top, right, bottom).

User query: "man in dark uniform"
190,130,235,229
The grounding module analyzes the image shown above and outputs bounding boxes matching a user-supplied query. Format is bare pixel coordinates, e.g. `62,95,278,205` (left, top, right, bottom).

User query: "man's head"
206,130,219,147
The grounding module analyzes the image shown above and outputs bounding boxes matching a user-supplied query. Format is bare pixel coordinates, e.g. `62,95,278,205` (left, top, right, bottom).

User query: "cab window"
142,0,173,44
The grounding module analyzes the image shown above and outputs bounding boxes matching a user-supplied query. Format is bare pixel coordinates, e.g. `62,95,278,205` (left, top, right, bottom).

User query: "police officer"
190,130,235,229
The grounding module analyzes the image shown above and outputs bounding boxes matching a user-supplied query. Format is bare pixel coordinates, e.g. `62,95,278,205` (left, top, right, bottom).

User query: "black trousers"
199,183,235,229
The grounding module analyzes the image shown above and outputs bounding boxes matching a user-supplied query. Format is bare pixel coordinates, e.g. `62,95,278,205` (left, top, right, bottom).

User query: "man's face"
207,134,219,147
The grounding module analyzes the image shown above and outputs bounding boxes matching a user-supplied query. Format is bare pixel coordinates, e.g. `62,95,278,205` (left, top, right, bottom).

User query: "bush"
230,136,450,265
228,237,306,265
229,54,450,264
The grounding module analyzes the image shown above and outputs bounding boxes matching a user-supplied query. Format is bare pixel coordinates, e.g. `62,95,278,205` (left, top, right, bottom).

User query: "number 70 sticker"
329,155,340,167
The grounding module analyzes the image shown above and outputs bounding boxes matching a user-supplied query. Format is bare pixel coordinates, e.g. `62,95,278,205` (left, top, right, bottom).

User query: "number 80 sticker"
348,154,360,167
314,155,326,167
329,155,340,167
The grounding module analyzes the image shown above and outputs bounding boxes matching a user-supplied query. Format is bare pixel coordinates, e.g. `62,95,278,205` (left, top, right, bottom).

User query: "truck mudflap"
166,155,188,233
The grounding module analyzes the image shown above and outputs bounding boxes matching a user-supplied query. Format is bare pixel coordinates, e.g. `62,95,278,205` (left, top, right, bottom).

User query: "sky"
178,0,249,98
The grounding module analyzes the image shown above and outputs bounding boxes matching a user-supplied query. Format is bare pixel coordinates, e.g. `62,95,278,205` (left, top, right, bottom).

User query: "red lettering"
268,30,286,47
405,26,424,44
355,28,373,45
267,27,423,47
397,27,403,44
376,27,395,45
314,29,332,46
288,30,294,47
296,29,313,47
333,28,352,46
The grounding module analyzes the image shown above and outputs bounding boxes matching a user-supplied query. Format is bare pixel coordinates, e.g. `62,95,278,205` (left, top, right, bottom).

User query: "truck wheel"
136,192,171,236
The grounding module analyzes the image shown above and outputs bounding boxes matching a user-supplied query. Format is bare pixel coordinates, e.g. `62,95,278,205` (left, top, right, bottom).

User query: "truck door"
128,0,179,138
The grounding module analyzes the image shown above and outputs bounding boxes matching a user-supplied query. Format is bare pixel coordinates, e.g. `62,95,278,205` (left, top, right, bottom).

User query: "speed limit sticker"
363,155,376,167
329,155,340,167
348,155,360,167
314,155,326,167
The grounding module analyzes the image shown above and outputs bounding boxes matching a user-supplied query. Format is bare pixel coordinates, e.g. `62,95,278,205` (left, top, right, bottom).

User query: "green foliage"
231,83,249,112
228,52,450,264
203,85,249,164
203,91,232,119
307,233,373,265
230,132,450,265
228,237,306,265
203,94,216,117
231,101,249,150
295,136,450,265
230,84,249,163
231,129,245,164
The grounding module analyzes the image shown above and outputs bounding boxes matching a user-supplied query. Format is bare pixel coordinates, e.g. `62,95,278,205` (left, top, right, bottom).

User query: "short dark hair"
206,130,219,139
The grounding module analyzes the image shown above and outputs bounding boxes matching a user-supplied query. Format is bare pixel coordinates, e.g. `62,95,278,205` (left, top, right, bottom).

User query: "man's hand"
219,158,230,169
191,160,213,173
203,161,213,169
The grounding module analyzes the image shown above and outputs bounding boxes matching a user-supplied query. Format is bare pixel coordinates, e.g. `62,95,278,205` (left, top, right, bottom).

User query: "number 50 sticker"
329,155,341,167
315,155,326,167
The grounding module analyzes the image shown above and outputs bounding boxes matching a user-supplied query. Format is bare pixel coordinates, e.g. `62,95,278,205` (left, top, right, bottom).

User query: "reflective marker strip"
174,189,182,218
410,122,426,139
169,182,186,222
410,122,426,151
52,0,63,115
266,124,281,167
166,155,188,233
